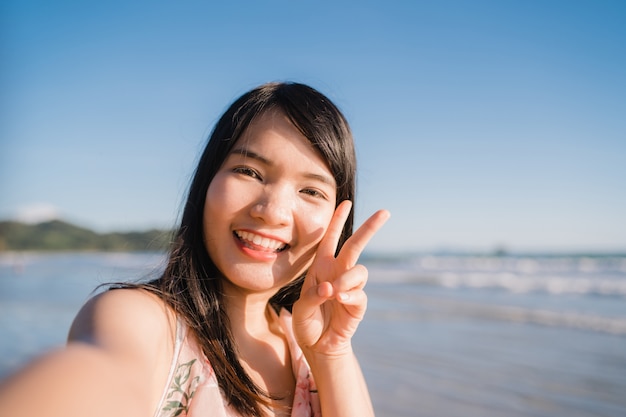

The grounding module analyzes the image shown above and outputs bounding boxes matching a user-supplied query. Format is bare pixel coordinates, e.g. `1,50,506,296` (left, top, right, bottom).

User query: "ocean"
1,252,625,416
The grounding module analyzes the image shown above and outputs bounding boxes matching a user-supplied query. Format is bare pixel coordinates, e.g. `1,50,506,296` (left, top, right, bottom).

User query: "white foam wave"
435,272,626,296
366,254,626,297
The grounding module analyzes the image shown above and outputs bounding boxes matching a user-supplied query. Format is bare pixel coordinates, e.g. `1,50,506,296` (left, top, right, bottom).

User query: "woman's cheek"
303,205,336,246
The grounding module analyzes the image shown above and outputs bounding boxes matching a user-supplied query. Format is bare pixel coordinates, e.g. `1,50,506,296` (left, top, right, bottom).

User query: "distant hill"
0,220,172,252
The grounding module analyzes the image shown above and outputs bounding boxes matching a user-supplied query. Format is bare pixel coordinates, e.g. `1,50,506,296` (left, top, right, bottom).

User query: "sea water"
1,252,625,416
360,254,626,417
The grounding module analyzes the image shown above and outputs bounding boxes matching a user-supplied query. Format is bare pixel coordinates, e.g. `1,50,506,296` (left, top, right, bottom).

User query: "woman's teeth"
235,231,287,252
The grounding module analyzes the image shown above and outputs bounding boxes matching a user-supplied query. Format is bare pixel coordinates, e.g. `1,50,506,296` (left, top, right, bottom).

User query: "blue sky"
2,0,625,253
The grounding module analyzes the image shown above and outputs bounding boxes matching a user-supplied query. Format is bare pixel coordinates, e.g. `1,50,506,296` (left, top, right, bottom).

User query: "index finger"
336,209,390,268
316,200,353,259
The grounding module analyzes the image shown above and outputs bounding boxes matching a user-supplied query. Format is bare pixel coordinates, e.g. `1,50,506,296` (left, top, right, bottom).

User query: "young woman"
0,82,389,417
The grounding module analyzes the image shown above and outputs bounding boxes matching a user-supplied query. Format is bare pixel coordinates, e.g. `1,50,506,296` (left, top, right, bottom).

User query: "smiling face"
203,110,337,296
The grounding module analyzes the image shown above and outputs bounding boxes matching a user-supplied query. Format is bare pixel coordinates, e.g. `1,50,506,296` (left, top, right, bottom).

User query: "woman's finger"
315,200,353,260
335,288,368,309
331,264,368,294
337,209,390,269
295,281,331,318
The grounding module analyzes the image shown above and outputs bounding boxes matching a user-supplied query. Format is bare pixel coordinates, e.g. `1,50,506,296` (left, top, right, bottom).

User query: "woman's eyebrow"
230,148,272,165
304,172,335,187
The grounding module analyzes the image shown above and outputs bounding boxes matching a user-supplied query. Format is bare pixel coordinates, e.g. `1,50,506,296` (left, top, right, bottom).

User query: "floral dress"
153,309,321,417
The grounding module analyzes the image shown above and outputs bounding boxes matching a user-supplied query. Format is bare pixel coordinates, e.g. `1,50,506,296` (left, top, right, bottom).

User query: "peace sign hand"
292,200,390,357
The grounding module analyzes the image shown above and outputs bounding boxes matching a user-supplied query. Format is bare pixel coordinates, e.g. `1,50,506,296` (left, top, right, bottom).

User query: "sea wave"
437,272,626,296
0,252,165,273
365,254,626,297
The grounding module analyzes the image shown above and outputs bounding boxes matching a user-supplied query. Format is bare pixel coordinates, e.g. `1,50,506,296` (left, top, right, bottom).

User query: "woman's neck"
222,284,295,404
221,284,278,343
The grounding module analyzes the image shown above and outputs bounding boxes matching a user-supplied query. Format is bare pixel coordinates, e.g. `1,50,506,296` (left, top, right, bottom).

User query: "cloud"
14,203,62,224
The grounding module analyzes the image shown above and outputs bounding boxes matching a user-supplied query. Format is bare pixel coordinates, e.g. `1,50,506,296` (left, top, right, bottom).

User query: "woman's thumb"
293,281,333,320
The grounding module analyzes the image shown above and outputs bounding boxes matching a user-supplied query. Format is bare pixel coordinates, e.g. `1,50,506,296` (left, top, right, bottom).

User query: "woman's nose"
249,185,293,226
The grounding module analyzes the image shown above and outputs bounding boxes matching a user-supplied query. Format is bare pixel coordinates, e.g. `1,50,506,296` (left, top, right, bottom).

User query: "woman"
0,82,389,417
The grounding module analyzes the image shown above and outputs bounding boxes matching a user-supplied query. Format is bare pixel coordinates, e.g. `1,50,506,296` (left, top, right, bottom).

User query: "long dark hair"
152,82,356,415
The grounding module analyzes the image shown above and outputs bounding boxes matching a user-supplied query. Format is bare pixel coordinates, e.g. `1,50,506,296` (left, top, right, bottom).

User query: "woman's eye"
301,188,326,199
233,167,261,179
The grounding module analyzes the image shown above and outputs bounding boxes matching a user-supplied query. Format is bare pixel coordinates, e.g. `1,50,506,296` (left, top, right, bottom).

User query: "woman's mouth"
234,230,289,253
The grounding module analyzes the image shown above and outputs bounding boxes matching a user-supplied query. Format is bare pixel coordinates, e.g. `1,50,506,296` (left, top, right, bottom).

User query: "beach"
1,252,625,416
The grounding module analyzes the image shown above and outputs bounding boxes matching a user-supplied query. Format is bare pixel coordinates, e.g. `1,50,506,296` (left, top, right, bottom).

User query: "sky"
1,0,625,253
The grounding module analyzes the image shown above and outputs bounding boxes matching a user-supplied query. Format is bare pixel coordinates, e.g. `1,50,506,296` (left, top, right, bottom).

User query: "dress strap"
153,317,186,417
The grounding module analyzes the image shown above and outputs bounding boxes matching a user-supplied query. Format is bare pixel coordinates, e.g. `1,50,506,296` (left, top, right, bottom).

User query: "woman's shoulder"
67,287,178,380
69,287,176,346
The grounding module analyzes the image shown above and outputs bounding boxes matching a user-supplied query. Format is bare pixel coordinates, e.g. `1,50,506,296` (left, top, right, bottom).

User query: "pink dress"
153,309,321,417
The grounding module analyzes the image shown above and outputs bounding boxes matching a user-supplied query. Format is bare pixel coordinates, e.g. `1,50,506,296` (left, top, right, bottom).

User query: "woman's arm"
293,201,389,417
0,289,175,417
305,348,374,417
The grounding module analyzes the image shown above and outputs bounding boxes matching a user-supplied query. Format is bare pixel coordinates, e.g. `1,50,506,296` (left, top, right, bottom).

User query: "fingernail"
338,292,350,302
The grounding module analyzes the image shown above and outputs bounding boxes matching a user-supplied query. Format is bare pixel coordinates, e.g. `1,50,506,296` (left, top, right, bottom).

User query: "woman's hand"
292,200,390,357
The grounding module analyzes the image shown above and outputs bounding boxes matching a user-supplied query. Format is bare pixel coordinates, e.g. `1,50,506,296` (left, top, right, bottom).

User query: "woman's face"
203,110,337,296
